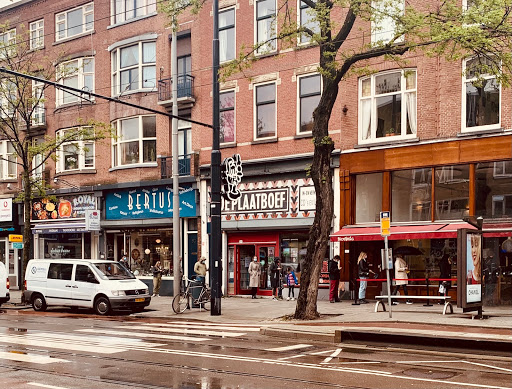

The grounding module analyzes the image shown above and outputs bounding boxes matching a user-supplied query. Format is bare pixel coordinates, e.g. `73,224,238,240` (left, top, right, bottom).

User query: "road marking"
144,323,260,332
28,383,71,389
265,344,312,352
118,325,246,337
76,328,211,342
0,351,70,364
167,321,268,328
277,354,307,360
309,350,336,355
320,348,342,364
462,360,512,373
34,332,165,348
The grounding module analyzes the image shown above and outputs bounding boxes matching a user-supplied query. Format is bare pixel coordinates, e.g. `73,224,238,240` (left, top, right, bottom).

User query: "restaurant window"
476,161,512,219
280,233,308,271
41,233,91,260
355,173,382,223
392,168,432,222
434,165,470,220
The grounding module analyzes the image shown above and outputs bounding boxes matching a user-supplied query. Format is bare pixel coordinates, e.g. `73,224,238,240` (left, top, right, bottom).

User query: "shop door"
236,245,255,294
256,245,275,290
187,234,198,279
9,248,19,289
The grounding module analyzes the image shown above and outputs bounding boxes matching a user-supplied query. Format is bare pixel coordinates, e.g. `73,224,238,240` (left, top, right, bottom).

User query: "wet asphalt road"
0,308,511,389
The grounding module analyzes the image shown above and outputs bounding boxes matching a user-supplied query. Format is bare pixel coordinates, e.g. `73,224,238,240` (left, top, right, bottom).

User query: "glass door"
237,245,255,293
257,245,275,290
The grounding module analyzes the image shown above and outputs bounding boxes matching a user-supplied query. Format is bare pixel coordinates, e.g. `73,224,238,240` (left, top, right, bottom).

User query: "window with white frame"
0,29,16,58
0,141,16,180
220,90,235,143
359,69,416,142
56,3,94,41
298,0,319,44
298,74,321,133
0,79,16,118
32,79,45,126
255,0,276,54
30,19,44,49
56,57,94,106
112,0,156,24
112,41,156,95
371,0,404,44
112,115,156,167
255,82,276,139
219,7,235,62
31,137,44,182
463,57,500,131
56,129,95,172
494,160,512,178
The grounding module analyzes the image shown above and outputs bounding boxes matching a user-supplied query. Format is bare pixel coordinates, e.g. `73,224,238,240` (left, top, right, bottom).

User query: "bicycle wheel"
198,289,211,311
172,292,189,314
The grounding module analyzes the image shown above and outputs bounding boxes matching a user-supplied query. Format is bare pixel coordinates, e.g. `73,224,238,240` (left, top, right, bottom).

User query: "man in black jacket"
328,255,341,303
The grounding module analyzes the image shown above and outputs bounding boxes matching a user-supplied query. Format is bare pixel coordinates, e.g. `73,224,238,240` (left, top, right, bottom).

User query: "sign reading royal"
105,186,196,220
222,188,289,213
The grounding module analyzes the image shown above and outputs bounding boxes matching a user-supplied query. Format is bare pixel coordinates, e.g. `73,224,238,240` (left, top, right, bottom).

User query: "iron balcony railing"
32,106,46,126
160,155,191,178
158,74,194,102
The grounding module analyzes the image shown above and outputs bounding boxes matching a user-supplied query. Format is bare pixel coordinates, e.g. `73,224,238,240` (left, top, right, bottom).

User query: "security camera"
6,183,11,190
53,177,58,184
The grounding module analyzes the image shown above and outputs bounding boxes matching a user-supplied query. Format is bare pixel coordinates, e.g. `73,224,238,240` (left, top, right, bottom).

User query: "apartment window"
463,57,500,131
220,91,235,143
112,41,156,95
112,0,156,24
255,83,276,139
371,0,404,44
56,3,94,41
112,115,156,167
0,141,16,180
31,138,44,182
32,79,45,125
299,0,319,44
359,69,417,142
30,20,44,49
57,58,94,106
56,129,95,172
298,74,321,133
0,80,16,118
219,8,235,62
256,0,276,54
0,29,16,58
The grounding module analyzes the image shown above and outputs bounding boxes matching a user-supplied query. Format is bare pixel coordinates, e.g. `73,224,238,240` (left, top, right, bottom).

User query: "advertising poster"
466,233,482,303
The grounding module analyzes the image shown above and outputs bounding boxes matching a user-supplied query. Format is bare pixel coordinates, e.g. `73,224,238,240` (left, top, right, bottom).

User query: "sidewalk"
4,290,512,351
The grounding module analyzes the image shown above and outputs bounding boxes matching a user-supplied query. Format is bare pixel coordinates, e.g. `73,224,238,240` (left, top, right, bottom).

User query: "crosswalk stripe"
0,351,70,364
320,348,342,364
118,325,246,337
76,328,211,342
28,383,71,389
34,332,165,348
144,323,260,332
265,344,313,352
166,321,266,328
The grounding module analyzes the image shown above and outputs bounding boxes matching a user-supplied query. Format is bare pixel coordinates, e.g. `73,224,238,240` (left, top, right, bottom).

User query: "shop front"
0,197,22,288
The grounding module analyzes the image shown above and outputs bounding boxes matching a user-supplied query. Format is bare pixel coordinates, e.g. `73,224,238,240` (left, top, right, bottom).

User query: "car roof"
29,259,116,264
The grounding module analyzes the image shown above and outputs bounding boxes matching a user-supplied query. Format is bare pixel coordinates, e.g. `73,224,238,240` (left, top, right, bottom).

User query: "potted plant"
385,128,397,137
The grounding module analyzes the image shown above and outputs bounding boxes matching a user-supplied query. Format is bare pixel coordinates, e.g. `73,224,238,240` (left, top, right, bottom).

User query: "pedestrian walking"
286,267,298,301
357,252,374,304
438,253,452,299
152,261,163,297
328,255,341,303
248,256,261,299
269,258,282,301
194,256,208,284
392,254,412,304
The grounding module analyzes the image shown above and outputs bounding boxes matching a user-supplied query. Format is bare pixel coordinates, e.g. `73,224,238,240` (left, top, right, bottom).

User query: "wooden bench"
375,295,453,315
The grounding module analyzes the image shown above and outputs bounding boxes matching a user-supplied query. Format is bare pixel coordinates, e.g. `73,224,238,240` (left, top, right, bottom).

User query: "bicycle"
172,276,211,314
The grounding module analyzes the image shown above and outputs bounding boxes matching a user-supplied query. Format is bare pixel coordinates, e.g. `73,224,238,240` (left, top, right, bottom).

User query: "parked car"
0,261,10,307
24,259,151,315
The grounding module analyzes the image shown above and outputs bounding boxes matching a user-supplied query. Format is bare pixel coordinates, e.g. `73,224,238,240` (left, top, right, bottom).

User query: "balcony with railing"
32,106,46,128
158,75,195,109
159,154,194,179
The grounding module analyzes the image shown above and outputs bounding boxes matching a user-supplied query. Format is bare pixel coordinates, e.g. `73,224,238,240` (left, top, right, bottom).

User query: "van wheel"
94,296,111,315
32,294,47,312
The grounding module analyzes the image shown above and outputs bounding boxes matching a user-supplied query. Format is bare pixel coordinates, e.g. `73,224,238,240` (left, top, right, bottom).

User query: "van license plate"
135,298,144,302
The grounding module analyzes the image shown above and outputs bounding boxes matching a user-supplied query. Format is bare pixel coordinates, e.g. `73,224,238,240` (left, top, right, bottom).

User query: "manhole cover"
402,368,457,380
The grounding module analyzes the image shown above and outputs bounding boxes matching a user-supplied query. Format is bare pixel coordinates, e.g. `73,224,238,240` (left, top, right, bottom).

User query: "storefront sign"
32,194,97,221
105,186,196,220
222,188,289,213
85,210,101,231
12,242,23,249
8,234,23,242
0,198,12,222
299,186,316,211
221,154,243,201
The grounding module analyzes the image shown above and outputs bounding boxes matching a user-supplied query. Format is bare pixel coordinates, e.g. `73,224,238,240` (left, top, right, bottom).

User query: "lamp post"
210,0,222,315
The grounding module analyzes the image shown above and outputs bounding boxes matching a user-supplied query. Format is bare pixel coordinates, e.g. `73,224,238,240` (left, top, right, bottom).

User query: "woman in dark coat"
269,258,282,301
438,254,452,297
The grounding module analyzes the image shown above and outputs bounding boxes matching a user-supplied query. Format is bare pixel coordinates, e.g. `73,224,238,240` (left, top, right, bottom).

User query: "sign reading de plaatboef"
105,186,196,220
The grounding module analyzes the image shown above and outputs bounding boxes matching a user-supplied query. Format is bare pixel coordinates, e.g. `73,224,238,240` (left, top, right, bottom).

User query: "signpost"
380,211,393,318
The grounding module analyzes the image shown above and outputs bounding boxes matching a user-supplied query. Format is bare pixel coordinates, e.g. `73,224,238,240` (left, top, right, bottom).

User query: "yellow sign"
380,211,390,237
9,234,23,243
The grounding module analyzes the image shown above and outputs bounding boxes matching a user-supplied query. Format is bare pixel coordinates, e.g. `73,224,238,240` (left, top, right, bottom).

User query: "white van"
0,261,10,307
24,259,151,315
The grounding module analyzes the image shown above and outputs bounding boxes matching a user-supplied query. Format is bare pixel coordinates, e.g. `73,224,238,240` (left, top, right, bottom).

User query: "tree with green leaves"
161,0,512,319
0,23,113,283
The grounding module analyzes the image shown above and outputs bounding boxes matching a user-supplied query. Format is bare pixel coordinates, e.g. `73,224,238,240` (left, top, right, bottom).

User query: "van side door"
73,264,99,308
46,263,74,306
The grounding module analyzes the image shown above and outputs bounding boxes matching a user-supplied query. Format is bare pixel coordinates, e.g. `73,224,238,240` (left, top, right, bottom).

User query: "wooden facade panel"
385,144,433,170
341,150,385,173
459,136,512,163
430,142,461,165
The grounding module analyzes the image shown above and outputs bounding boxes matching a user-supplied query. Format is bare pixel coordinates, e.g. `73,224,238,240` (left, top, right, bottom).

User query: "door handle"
72,285,78,288
65,285,71,287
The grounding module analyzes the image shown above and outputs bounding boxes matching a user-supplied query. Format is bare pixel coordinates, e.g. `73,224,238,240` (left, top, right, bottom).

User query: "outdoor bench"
375,295,453,315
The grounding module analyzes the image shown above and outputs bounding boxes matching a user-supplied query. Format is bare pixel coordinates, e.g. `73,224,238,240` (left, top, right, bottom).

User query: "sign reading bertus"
105,186,196,220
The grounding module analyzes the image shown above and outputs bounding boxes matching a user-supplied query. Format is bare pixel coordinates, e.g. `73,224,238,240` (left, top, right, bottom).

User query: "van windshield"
93,262,135,280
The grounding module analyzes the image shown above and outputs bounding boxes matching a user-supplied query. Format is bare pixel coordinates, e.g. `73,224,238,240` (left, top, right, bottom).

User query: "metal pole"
384,236,392,318
172,25,181,299
210,0,222,315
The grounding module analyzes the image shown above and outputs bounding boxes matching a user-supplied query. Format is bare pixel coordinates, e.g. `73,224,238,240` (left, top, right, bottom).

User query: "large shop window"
298,74,321,133
434,165,469,220
255,0,276,54
220,90,235,143
112,41,156,95
255,82,276,139
392,168,432,222
56,57,95,106
359,69,416,143
112,0,156,25
56,3,94,41
40,233,91,260
0,140,16,179
356,173,383,223
463,57,500,131
56,128,95,172
280,233,308,271
476,160,512,219
112,115,156,167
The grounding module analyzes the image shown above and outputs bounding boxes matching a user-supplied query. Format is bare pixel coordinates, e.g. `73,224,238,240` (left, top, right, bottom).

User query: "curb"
261,327,336,343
